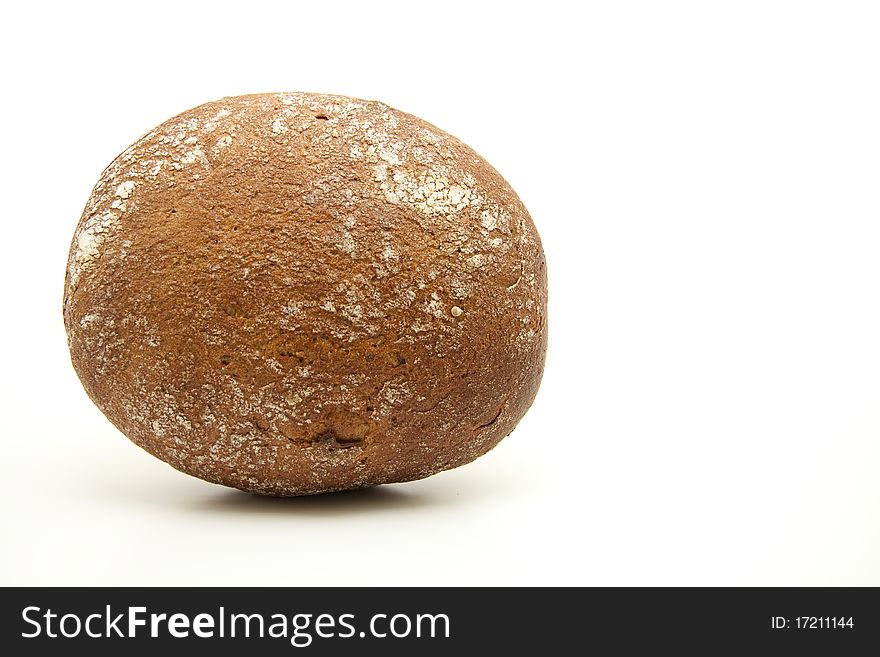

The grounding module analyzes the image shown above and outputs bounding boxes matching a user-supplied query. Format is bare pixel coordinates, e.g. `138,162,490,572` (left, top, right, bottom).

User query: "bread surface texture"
64,92,547,495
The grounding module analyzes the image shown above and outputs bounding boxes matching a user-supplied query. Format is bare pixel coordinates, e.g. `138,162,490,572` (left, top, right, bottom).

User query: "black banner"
1,587,877,654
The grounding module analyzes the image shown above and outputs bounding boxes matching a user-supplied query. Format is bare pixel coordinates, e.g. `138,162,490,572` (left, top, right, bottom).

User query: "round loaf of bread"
63,92,547,495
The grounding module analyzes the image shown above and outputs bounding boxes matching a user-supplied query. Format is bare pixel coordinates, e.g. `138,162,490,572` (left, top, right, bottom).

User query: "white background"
2,1,879,586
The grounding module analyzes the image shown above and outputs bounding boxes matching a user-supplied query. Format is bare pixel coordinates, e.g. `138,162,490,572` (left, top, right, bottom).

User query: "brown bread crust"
63,93,547,495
